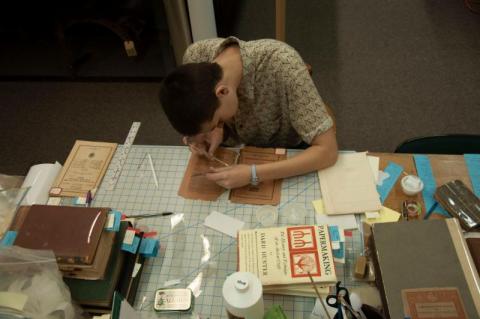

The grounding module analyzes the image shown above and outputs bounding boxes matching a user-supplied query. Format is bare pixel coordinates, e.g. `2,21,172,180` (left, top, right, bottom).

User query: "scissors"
326,281,359,319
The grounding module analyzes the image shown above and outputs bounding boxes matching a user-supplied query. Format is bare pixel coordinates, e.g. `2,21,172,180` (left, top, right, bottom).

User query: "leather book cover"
13,205,108,265
64,222,128,308
371,219,480,318
59,229,116,280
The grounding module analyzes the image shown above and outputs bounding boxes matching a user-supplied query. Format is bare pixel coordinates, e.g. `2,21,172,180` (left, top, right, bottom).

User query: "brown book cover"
59,229,116,280
13,205,108,265
370,219,480,318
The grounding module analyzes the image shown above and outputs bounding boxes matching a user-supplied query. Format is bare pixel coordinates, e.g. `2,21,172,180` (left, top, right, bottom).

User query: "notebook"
13,205,108,265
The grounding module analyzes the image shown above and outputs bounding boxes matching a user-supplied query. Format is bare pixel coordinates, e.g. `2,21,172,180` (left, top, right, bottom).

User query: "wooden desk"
371,153,472,219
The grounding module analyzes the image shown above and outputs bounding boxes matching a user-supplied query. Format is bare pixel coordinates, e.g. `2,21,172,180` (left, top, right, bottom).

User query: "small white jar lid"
401,175,424,196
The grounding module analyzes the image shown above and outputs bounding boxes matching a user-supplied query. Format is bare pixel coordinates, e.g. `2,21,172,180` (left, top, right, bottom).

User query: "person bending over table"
159,37,338,189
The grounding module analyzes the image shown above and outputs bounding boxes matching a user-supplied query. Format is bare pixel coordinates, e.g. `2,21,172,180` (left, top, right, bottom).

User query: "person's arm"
256,127,337,181
205,127,337,189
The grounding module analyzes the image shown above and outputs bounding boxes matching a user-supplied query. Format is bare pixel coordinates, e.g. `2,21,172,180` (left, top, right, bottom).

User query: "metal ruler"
107,121,141,190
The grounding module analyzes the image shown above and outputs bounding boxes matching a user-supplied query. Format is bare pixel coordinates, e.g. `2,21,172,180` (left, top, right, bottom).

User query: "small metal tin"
154,288,194,312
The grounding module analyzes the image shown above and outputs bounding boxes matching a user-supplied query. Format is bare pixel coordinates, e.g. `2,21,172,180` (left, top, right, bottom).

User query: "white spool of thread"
222,272,264,319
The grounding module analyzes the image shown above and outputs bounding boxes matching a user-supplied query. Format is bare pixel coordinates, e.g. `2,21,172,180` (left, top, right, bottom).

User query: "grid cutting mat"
93,145,368,318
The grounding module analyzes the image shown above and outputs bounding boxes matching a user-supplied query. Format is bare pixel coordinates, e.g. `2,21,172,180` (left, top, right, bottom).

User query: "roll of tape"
222,272,264,319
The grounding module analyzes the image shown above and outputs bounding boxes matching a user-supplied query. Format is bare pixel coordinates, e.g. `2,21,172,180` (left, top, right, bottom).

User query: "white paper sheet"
312,199,359,230
204,211,245,238
318,152,381,215
367,155,380,183
21,162,62,205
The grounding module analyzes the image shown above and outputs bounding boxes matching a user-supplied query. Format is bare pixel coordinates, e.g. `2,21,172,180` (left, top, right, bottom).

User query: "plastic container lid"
283,203,307,225
255,205,278,227
401,175,424,196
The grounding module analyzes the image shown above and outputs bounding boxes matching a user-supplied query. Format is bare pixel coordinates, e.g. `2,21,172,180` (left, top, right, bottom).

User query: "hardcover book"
371,219,480,318
13,205,108,265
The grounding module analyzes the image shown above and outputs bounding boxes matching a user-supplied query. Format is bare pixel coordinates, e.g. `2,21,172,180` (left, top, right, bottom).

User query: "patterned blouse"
183,37,333,147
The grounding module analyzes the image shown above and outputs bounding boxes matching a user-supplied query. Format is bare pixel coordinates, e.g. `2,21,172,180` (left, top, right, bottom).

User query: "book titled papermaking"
238,225,337,286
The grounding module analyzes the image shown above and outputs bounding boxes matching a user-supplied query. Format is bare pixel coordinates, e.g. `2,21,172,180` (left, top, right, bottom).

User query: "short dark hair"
159,62,223,136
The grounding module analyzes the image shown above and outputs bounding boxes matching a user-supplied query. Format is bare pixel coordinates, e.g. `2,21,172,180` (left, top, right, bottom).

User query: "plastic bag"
0,187,29,238
0,246,87,319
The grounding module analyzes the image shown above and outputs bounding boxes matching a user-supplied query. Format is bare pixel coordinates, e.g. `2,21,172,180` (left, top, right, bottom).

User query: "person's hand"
205,164,252,189
183,125,224,158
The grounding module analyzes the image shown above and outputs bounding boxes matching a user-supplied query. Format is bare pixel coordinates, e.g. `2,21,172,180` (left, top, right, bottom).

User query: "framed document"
50,140,117,197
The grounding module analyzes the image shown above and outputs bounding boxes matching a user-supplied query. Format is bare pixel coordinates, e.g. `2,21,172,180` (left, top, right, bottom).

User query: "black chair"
395,134,480,154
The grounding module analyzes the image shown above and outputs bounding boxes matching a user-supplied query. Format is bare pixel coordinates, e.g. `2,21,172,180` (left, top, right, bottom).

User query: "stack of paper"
318,152,382,215
238,225,336,297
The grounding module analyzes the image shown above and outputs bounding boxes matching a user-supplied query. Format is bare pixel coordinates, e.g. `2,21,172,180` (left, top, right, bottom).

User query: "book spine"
446,219,480,315
56,256,91,265
370,226,390,319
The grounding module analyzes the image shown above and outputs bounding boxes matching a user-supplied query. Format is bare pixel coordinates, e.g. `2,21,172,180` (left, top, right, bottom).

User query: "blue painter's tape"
377,162,404,203
333,242,345,260
139,238,159,257
328,226,340,243
414,155,450,217
465,154,480,197
121,236,140,254
1,231,17,246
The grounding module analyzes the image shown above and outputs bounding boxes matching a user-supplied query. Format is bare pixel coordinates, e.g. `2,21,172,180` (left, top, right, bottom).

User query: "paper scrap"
123,229,136,245
106,213,115,229
204,211,245,238
47,197,62,206
132,262,142,278
365,211,380,219
312,297,338,318
0,292,28,311
363,206,401,225
377,170,390,186
121,236,140,253
367,156,380,183
312,199,359,230
106,210,122,232
328,225,341,250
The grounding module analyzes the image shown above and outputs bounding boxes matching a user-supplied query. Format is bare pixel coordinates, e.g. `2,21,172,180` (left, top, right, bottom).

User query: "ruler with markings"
107,122,141,190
